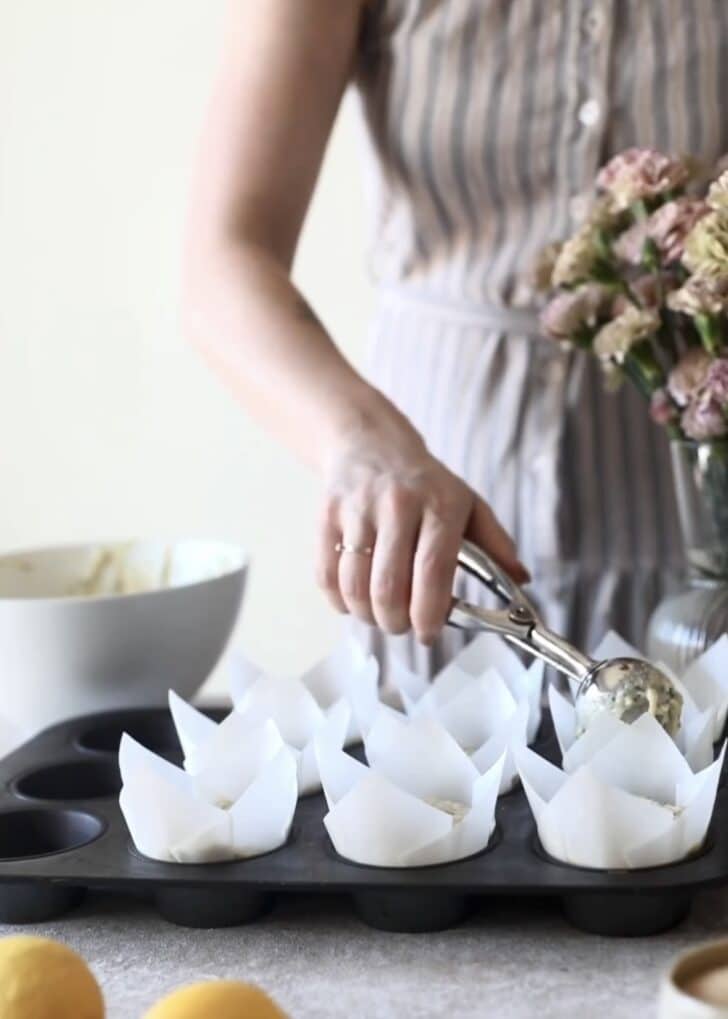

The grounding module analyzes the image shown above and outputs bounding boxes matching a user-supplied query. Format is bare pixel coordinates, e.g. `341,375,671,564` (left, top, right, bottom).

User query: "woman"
184,1,728,678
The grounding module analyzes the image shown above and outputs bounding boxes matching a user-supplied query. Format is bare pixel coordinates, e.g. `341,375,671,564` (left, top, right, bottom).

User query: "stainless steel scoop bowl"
449,541,683,735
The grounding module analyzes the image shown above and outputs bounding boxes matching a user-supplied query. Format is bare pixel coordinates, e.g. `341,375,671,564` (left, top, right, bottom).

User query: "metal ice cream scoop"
449,541,683,736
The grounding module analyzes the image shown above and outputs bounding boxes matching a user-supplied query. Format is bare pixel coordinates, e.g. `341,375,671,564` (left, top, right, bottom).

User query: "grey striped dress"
350,0,728,679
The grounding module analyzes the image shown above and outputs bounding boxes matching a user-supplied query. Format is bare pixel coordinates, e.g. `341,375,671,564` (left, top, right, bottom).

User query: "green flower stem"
622,339,665,399
573,328,594,350
706,437,728,465
591,260,621,287
617,279,644,308
639,244,683,363
657,322,678,365
630,199,649,223
682,320,703,348
641,238,665,302
653,273,665,306
695,313,723,356
642,237,659,269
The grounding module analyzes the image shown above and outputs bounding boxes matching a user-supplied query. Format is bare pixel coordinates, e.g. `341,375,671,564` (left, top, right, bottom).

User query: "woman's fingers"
315,497,348,613
467,496,530,584
370,487,420,634
410,508,465,645
337,506,377,624
316,437,527,640
409,491,528,646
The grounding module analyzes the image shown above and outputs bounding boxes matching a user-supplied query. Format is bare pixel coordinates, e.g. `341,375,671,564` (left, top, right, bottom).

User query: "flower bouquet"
537,148,728,578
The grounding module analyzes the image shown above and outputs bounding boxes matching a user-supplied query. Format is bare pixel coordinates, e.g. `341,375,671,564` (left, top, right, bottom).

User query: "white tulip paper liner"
516,712,725,870
119,698,298,863
229,638,380,792
315,706,505,868
677,635,728,740
391,659,528,795
392,633,543,746
228,666,353,796
299,638,380,743
230,637,379,743
174,683,350,799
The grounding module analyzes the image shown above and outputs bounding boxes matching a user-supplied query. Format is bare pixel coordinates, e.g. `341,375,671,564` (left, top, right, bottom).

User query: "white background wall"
0,2,374,693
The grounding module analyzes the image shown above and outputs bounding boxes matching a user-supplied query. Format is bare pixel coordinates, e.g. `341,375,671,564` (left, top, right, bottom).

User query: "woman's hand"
317,405,529,645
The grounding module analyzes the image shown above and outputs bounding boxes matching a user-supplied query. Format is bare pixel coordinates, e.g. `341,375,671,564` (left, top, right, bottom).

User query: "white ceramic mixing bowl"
0,538,247,736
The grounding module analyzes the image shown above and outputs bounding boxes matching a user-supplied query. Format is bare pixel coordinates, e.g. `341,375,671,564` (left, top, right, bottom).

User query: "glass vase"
646,440,728,672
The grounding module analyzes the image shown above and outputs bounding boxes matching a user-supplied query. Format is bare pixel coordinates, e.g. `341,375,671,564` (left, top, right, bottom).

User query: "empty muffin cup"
0,806,106,917
0,807,104,860
77,710,182,758
14,760,122,801
76,706,227,759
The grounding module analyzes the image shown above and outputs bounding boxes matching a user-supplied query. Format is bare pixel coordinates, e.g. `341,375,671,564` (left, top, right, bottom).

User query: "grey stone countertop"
4,888,728,1018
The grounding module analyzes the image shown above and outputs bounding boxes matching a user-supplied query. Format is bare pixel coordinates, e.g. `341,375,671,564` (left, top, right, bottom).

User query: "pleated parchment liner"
391,632,543,745
516,630,728,871
119,636,382,861
228,637,380,794
308,631,544,869
119,707,299,863
316,705,506,867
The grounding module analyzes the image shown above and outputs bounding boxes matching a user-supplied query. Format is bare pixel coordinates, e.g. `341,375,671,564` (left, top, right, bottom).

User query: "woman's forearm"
184,239,401,472
183,0,526,643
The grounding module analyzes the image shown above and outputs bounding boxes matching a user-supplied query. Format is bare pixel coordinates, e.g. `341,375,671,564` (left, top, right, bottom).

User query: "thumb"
466,495,531,585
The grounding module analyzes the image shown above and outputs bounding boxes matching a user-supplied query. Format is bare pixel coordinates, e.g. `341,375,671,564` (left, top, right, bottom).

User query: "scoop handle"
456,539,526,607
450,541,593,683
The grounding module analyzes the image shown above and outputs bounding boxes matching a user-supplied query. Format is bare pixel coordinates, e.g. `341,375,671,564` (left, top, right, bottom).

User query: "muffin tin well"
0,706,726,935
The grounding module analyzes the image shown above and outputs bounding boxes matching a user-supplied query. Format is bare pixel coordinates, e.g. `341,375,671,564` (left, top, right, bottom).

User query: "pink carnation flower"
597,149,691,210
708,169,728,211
677,357,728,440
649,388,680,427
539,285,608,342
613,219,650,264
592,306,660,362
682,392,728,441
613,199,708,265
528,242,563,292
649,199,710,263
667,348,713,407
612,274,679,317
667,273,728,317
704,359,728,405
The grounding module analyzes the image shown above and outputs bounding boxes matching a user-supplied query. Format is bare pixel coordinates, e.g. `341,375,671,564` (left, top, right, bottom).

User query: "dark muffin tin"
0,706,726,936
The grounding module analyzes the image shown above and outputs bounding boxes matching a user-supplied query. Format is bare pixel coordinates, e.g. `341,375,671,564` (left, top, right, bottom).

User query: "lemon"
0,935,104,1018
144,981,287,1019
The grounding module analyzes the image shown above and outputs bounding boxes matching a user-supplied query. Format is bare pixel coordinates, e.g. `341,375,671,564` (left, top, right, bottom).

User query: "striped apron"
350,0,728,679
